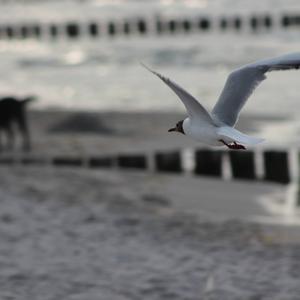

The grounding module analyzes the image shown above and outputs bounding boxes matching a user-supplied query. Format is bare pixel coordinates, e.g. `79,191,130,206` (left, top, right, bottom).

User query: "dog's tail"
21,95,37,104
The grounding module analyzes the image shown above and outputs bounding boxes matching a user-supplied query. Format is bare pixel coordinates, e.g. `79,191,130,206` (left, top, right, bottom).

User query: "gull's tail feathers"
218,126,265,145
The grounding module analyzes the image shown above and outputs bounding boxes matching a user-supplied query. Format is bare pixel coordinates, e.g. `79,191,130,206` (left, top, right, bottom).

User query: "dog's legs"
22,131,31,152
20,121,31,152
6,125,14,151
17,109,31,152
0,131,2,152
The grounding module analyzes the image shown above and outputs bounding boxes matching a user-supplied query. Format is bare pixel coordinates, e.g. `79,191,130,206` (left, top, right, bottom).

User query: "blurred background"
1,0,300,299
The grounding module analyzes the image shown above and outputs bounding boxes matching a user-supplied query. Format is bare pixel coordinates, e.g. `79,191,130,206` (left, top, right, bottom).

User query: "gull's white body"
182,118,220,146
143,53,300,148
182,118,263,146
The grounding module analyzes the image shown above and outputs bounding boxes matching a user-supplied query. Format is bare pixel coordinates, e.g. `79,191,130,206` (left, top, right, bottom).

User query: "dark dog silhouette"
0,96,35,151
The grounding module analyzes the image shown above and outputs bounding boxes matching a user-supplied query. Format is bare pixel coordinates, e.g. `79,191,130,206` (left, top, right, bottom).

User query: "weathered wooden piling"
220,18,228,30
89,157,114,168
281,15,300,28
49,24,58,38
0,27,4,39
198,18,210,30
66,23,80,38
118,154,146,169
137,19,147,34
194,150,223,177
263,15,272,28
263,151,290,184
21,157,47,165
250,16,258,30
156,19,164,34
5,25,14,39
107,22,116,36
281,15,290,27
229,151,255,180
182,19,192,32
123,21,130,35
168,19,177,33
155,151,182,173
89,22,99,37
0,157,15,165
52,157,83,167
20,25,29,39
117,154,147,169
32,24,41,38
233,17,242,30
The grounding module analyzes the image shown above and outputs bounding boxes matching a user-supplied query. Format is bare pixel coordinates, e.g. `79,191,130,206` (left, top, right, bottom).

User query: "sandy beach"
0,166,299,299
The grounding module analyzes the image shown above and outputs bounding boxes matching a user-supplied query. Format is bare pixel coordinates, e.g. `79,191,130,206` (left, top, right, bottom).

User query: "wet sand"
20,109,287,156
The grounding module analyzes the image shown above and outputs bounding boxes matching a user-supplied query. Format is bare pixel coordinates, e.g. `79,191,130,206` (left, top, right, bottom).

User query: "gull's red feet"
219,140,246,150
232,142,246,150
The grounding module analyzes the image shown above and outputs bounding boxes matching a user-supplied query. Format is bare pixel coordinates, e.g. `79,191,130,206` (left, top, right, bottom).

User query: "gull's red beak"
168,127,176,132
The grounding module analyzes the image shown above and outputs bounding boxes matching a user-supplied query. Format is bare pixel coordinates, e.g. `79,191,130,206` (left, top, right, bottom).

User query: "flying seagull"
142,53,300,150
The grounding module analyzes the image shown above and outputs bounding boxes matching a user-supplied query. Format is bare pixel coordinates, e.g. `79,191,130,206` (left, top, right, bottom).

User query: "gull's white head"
168,120,185,134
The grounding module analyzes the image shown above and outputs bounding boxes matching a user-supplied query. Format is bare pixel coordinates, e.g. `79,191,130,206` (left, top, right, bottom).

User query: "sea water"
0,0,300,145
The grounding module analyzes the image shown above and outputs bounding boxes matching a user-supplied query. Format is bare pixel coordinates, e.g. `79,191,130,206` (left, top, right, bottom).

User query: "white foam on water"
256,183,300,225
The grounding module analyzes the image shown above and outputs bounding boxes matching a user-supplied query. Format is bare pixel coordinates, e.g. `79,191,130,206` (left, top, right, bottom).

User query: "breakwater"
0,13,299,40
0,148,293,184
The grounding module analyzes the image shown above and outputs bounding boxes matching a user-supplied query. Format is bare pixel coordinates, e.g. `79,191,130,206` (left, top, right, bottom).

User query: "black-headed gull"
142,53,300,150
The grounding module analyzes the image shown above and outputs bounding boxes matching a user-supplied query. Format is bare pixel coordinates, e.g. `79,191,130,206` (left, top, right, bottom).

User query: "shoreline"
21,109,290,156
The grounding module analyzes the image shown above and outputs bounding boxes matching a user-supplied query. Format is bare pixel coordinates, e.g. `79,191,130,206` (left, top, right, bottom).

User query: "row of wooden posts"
0,149,292,185
0,14,300,40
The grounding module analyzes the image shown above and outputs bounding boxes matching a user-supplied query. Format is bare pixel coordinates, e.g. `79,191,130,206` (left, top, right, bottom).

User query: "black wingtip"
140,62,153,73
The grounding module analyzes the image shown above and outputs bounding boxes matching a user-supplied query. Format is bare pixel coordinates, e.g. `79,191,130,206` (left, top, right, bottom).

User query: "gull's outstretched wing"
142,63,214,125
212,52,300,127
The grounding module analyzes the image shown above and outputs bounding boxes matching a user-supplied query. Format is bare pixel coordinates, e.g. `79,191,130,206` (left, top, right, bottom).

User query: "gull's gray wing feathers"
212,52,300,127
142,63,214,125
